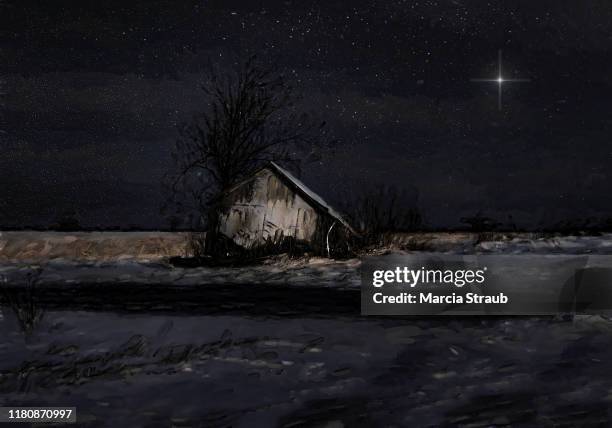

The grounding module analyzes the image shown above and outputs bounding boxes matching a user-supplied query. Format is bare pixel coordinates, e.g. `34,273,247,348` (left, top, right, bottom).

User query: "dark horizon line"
2,226,612,235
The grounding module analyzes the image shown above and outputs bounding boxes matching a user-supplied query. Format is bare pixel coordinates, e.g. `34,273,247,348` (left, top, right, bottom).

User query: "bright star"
471,50,530,110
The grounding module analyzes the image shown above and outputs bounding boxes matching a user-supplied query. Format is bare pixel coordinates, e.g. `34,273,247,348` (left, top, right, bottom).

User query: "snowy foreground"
2,234,612,427
2,310,612,427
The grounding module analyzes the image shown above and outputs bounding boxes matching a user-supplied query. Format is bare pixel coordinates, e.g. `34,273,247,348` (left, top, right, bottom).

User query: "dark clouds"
2,0,612,228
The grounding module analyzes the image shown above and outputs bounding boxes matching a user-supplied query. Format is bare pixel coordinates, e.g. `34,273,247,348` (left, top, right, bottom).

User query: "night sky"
3,0,612,229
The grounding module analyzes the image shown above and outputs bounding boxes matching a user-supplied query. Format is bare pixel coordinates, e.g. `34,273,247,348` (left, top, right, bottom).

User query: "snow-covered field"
2,308,612,427
0,256,362,289
3,232,612,427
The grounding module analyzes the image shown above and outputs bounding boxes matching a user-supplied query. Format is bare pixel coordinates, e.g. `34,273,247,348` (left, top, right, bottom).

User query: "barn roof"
267,162,356,234
224,162,356,234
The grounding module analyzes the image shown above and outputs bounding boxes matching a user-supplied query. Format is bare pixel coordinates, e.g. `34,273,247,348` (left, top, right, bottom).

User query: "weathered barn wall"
219,169,319,248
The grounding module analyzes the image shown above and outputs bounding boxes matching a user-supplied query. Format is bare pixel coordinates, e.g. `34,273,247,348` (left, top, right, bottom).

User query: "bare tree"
343,184,423,245
166,57,328,255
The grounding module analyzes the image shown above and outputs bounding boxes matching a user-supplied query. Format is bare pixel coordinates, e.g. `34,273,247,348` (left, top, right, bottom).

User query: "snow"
1,309,612,426
474,234,612,254
4,233,612,426
0,256,362,288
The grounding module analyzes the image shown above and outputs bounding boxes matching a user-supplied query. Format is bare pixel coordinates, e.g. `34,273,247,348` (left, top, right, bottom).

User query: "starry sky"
2,0,612,229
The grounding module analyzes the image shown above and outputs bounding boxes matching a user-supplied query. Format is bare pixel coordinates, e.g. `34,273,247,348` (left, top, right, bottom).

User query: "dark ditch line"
0,282,363,318
0,282,564,327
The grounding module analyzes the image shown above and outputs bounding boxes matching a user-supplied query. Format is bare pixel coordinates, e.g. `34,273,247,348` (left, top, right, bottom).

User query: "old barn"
218,162,356,255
